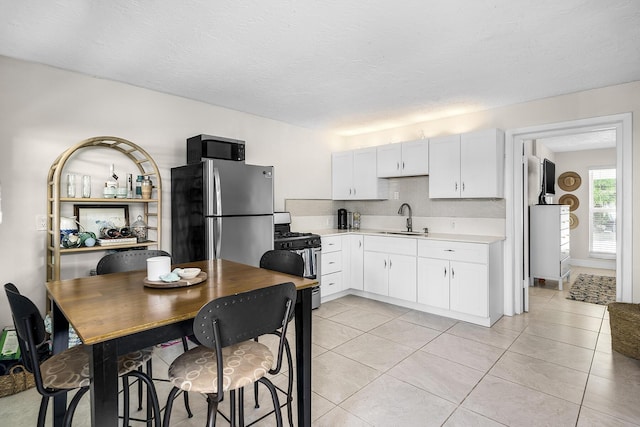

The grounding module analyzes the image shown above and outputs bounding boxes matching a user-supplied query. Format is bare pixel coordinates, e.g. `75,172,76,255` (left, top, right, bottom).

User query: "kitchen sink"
376,231,429,236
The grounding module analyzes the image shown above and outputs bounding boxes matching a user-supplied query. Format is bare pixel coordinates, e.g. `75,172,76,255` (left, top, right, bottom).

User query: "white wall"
343,81,640,303
0,56,338,327
555,148,616,266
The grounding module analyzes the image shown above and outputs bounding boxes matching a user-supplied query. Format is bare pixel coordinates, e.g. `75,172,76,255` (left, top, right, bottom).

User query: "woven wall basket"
0,365,35,398
608,303,640,359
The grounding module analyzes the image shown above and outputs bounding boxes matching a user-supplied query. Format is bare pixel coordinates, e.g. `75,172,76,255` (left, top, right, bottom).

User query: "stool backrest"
259,250,304,277
194,282,297,349
96,249,171,275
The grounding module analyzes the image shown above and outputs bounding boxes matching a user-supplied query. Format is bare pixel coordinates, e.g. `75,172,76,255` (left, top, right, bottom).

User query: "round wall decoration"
558,171,581,191
569,213,579,229
558,194,579,211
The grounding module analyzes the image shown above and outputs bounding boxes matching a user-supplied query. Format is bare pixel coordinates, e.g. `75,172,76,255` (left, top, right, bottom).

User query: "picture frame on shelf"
74,204,129,238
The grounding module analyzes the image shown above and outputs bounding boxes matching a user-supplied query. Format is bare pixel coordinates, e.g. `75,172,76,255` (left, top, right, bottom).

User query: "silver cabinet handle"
359,240,362,248
444,267,447,277
384,259,387,268
402,161,405,170
462,182,465,191
329,261,335,264
455,182,458,191
451,268,455,279
396,162,400,170
389,259,392,268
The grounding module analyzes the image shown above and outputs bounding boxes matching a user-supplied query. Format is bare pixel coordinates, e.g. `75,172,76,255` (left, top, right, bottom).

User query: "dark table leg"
89,341,120,426
294,287,312,427
50,301,68,427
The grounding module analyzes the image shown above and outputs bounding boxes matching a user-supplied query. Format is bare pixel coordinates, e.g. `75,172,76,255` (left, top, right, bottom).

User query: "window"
589,168,616,257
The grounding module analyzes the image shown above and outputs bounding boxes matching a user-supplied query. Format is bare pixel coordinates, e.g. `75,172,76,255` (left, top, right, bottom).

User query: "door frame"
504,113,632,315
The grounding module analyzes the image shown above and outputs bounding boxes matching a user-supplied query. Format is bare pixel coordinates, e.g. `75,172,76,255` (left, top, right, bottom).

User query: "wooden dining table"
45,258,317,427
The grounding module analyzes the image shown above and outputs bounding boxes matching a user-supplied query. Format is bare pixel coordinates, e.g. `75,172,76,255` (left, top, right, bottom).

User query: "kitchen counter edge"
307,229,505,244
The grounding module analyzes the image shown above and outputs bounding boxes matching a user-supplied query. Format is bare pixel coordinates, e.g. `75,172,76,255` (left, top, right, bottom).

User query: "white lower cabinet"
321,235,343,297
349,234,364,290
417,239,503,325
363,236,417,302
417,257,449,310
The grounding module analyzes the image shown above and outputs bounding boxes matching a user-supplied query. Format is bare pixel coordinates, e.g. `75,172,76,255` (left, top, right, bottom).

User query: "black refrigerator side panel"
171,163,205,264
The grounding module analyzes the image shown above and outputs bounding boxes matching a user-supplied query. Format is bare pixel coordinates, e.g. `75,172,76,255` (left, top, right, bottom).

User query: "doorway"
504,113,632,315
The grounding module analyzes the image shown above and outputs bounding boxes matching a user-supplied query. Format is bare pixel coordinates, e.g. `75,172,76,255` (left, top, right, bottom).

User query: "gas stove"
274,231,321,250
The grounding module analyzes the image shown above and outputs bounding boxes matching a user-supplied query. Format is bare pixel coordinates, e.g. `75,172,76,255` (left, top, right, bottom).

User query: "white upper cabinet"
428,128,504,198
332,147,388,200
377,139,429,178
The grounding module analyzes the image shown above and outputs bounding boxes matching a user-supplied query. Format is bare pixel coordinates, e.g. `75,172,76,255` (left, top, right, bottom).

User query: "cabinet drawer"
321,250,342,274
321,272,342,297
364,235,417,256
418,240,487,263
560,228,570,245
322,235,342,252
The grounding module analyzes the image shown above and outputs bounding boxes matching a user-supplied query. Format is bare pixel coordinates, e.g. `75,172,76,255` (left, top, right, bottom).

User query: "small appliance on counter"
337,208,348,229
274,212,322,309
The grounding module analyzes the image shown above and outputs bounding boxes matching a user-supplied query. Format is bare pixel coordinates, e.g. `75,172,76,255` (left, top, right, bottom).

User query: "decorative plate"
569,213,579,229
144,272,208,289
558,194,579,211
558,171,581,191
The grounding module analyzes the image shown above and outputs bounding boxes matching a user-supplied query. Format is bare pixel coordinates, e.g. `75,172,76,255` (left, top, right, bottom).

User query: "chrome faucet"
397,203,412,232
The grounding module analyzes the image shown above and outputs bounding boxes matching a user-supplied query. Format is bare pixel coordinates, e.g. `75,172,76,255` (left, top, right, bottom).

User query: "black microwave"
187,134,246,163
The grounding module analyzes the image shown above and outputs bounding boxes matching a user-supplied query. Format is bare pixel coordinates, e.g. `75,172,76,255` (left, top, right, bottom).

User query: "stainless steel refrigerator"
171,159,274,266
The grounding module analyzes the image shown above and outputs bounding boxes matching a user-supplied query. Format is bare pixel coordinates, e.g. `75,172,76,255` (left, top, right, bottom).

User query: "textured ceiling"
1,0,639,134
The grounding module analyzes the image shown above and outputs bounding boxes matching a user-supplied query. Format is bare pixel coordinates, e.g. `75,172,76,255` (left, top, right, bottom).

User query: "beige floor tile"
492,312,531,332
589,350,640,382
444,407,506,426
333,294,410,317
333,333,415,372
388,351,484,403
422,332,505,372
509,333,595,372
489,351,588,404
544,298,607,318
528,308,603,332
399,309,459,331
341,374,456,426
312,317,363,349
583,373,640,424
463,375,580,426
328,307,393,332
311,391,337,421
595,333,612,354
311,351,379,404
523,320,599,349
369,318,441,349
313,300,352,319
447,322,520,350
577,406,640,427
312,406,371,426
312,343,329,358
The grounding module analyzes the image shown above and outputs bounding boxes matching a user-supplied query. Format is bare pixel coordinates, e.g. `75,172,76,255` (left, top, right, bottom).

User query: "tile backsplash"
285,176,506,236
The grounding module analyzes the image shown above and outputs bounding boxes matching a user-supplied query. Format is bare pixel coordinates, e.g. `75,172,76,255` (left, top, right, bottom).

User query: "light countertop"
307,228,505,244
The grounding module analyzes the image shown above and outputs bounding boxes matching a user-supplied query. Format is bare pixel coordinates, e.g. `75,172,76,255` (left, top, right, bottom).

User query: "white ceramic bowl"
177,268,201,280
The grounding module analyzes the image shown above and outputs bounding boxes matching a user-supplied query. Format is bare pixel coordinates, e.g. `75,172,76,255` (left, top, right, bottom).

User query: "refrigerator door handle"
212,167,222,216
206,217,222,260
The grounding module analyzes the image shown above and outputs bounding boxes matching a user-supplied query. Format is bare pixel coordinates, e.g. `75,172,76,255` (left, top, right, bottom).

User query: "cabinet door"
417,257,450,309
363,251,389,296
332,151,353,200
449,261,488,317
377,144,402,177
349,235,364,290
353,147,381,199
428,134,461,198
388,254,417,302
460,129,504,198
401,139,429,176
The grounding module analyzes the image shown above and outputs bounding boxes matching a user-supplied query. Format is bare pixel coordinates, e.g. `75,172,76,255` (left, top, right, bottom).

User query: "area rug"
567,274,616,305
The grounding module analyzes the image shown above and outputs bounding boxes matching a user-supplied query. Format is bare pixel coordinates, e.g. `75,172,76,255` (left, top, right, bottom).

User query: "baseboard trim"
571,258,616,270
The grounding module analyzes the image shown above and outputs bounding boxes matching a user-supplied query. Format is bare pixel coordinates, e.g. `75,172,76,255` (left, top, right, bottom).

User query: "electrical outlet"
451,220,456,229
35,214,47,231
393,191,399,200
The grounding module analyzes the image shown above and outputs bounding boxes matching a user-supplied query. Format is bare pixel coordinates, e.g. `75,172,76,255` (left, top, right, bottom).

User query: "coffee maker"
337,208,347,229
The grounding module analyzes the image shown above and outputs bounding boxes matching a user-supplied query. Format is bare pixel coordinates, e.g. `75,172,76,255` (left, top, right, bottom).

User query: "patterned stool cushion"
41,345,154,390
168,341,274,394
